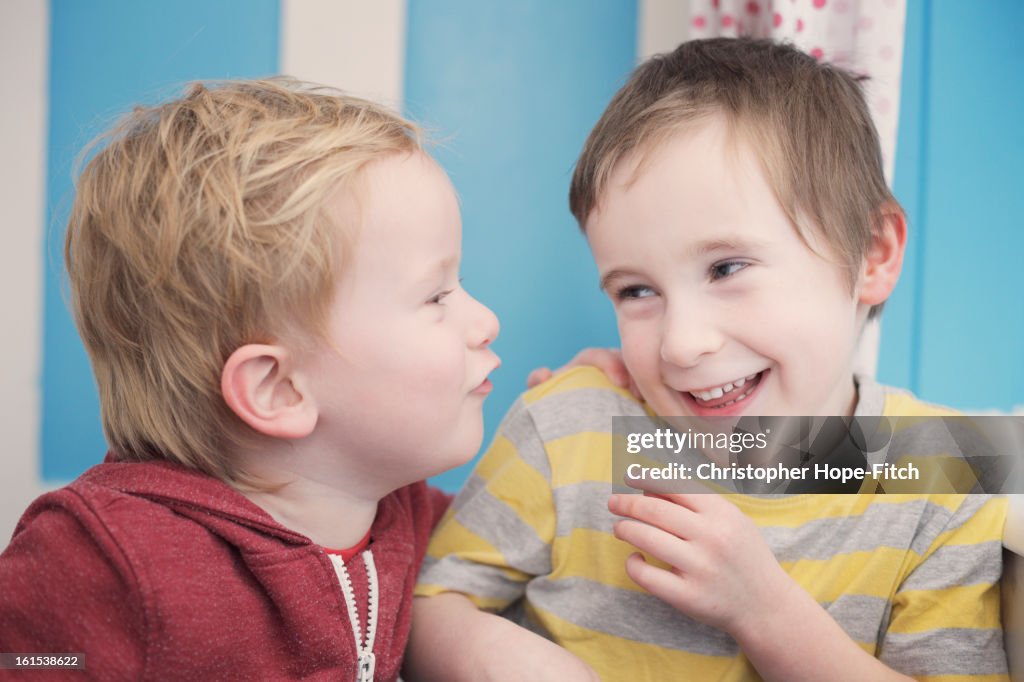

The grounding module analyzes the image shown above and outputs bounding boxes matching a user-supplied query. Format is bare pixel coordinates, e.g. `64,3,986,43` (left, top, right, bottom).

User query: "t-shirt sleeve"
415,397,556,611
878,494,1008,681
0,494,146,677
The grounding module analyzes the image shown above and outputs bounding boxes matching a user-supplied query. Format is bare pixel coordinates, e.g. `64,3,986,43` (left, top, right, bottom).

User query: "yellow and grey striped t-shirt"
417,367,1008,681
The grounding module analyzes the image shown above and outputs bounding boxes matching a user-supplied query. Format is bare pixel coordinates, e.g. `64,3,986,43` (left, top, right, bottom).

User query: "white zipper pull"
357,652,376,682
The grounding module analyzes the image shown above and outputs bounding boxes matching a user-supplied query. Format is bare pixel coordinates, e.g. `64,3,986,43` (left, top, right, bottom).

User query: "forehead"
327,151,457,239
586,116,836,259
328,151,461,285
587,121,844,274
590,117,762,229
362,151,454,213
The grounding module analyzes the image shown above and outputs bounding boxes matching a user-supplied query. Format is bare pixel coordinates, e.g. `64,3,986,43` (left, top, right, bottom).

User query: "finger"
643,488,739,517
613,519,693,570
623,552,691,611
526,367,553,388
610,494,699,539
624,473,715,499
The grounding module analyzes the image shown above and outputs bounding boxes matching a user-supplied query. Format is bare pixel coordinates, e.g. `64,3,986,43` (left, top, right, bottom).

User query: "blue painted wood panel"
43,0,280,480
404,0,637,490
881,0,1024,412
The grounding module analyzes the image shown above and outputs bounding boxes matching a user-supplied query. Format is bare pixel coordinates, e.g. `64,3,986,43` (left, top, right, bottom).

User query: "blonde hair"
570,38,897,315
65,78,421,482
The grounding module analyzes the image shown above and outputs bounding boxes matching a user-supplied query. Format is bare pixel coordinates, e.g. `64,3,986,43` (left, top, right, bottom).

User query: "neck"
231,438,385,549
239,476,379,550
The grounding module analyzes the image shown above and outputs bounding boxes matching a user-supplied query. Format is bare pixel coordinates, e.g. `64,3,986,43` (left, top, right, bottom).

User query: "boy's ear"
858,202,907,307
221,344,318,439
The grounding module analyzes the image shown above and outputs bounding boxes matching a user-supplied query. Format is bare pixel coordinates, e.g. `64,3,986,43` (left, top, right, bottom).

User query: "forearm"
404,593,598,682
403,593,496,680
733,579,913,682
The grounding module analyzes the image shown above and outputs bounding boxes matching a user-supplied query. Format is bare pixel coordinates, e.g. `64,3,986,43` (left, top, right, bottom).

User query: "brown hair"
570,38,897,312
65,78,420,482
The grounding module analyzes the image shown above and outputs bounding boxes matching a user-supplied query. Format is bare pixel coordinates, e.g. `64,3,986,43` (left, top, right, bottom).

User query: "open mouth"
471,377,494,395
687,370,765,409
471,357,502,395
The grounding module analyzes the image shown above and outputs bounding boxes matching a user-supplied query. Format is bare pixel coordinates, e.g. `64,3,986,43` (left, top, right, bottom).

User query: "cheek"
403,334,466,392
776,288,856,349
618,318,660,380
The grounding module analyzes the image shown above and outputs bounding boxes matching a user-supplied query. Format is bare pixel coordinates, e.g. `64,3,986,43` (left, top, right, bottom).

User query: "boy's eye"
427,289,454,305
710,261,748,281
615,284,656,301
426,277,463,306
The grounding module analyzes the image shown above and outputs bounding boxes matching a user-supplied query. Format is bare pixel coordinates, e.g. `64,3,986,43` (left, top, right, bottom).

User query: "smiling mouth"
687,371,765,409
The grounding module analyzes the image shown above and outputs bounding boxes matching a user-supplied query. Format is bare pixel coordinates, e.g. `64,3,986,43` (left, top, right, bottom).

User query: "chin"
441,432,484,469
457,434,485,465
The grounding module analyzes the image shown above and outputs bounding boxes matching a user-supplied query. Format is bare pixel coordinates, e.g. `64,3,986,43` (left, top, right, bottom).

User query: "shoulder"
9,474,147,565
511,367,649,441
0,482,148,668
5,482,132,566
864,380,1012,494
60,462,240,555
883,391,960,417
522,365,637,405
4,461,285,607
4,462,230,595
866,378,959,417
478,367,654,487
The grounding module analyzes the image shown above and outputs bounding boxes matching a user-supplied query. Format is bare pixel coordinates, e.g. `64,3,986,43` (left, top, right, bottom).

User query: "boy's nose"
467,293,500,349
659,306,723,368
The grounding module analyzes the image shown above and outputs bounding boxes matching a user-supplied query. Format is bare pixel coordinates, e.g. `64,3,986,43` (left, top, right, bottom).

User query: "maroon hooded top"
0,459,450,680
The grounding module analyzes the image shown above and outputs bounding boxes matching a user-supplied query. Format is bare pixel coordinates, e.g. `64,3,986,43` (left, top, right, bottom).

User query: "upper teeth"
690,373,758,401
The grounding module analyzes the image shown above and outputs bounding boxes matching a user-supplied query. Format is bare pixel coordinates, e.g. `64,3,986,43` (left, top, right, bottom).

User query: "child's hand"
608,491,795,638
526,347,642,400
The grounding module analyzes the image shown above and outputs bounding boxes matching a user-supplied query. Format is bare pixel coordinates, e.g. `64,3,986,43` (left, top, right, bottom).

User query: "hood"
76,457,312,549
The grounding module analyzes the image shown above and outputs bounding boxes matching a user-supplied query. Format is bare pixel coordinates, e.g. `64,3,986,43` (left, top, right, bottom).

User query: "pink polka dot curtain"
689,0,907,185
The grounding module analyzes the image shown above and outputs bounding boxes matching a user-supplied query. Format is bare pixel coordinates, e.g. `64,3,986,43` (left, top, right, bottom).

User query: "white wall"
0,1,49,546
280,0,405,108
639,0,690,59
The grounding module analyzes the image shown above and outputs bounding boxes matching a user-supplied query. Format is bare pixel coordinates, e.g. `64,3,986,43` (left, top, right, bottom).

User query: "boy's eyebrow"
599,236,765,291
413,255,459,288
599,269,636,292
691,236,763,257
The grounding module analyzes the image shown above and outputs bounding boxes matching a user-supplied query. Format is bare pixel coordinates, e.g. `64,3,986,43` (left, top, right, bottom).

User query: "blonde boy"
409,39,1007,681
0,80,504,680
